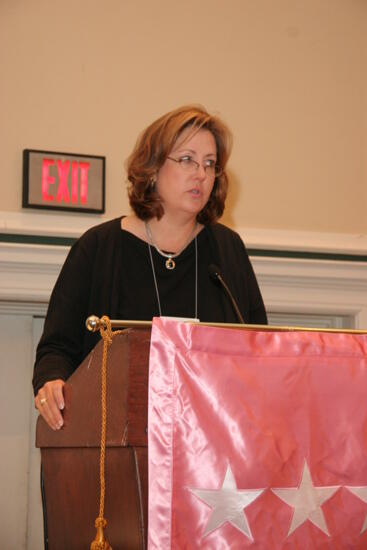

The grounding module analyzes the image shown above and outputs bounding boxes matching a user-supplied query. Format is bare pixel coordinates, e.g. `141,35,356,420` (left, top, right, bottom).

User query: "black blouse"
119,228,225,322
32,218,267,394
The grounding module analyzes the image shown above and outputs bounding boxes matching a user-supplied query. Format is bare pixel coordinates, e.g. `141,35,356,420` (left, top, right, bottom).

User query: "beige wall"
1,0,366,234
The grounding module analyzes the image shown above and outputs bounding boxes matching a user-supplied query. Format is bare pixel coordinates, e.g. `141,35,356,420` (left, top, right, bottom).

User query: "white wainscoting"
0,314,44,549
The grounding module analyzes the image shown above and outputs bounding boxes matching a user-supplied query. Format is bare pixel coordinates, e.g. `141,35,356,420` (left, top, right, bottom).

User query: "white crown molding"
1,240,367,328
253,256,367,290
251,256,367,329
1,211,367,254
1,211,366,326
0,242,68,303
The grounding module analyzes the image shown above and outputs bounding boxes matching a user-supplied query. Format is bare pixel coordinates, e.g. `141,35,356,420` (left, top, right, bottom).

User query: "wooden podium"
36,328,151,550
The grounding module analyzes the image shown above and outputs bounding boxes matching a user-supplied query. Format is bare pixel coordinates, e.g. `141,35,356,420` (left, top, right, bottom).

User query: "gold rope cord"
85,315,367,335
90,316,123,550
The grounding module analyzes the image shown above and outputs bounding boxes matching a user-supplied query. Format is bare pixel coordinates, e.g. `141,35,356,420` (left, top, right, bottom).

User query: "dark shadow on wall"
220,169,242,229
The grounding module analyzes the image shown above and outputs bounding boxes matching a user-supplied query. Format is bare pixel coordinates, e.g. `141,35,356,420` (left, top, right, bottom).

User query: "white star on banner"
190,465,265,540
272,462,339,536
346,486,367,533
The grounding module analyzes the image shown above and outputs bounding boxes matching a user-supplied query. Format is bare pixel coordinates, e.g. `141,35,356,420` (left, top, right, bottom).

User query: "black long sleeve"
33,218,267,395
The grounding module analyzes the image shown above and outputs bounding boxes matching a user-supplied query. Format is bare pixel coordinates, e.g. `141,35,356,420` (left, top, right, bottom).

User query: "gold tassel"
90,316,122,550
90,517,112,550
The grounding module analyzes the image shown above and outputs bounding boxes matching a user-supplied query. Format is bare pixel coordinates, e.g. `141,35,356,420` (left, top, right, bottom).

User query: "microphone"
208,264,245,324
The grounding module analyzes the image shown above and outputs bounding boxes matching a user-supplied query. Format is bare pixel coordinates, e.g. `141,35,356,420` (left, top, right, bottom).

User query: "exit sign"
23,149,105,213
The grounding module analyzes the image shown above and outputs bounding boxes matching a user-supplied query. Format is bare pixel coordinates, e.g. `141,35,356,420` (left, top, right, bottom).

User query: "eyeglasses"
167,156,222,177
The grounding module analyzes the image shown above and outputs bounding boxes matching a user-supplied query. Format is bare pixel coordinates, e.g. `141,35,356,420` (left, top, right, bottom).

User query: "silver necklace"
144,221,198,270
147,234,198,318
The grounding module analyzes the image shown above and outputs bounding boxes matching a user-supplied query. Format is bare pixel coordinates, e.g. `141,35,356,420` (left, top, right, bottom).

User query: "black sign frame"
22,149,106,214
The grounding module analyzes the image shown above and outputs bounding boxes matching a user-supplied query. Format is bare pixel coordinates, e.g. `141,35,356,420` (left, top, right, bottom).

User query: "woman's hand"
35,379,65,430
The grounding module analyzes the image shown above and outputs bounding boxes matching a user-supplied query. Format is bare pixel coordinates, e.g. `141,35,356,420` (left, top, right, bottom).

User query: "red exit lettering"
41,158,90,204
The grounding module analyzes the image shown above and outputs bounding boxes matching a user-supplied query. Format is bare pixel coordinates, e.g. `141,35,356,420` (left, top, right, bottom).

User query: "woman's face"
155,128,217,222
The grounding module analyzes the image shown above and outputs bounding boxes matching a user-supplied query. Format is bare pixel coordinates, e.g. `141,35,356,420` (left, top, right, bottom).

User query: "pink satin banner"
148,318,367,549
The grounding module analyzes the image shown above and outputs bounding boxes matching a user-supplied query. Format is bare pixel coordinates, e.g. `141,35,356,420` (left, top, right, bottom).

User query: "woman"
33,104,267,430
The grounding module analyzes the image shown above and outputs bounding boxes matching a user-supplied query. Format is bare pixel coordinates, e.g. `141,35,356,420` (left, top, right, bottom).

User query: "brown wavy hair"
126,105,232,224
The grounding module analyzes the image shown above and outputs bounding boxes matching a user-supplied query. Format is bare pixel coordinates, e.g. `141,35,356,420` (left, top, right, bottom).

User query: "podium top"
85,315,367,335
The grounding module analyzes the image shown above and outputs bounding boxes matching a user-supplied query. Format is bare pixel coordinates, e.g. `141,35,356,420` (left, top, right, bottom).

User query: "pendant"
165,257,175,270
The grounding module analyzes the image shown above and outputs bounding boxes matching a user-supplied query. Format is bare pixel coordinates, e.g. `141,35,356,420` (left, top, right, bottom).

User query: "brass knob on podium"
86,315,105,332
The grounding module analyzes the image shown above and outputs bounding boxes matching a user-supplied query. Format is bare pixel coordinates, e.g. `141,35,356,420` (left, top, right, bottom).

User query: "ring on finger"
40,397,47,406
